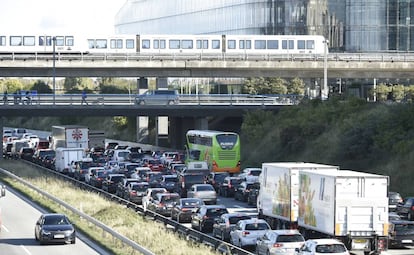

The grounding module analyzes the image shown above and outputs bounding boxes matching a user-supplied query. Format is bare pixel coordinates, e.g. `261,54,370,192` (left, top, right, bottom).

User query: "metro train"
0,34,327,55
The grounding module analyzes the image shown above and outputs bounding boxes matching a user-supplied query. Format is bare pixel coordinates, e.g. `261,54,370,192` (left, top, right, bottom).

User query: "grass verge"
0,160,218,255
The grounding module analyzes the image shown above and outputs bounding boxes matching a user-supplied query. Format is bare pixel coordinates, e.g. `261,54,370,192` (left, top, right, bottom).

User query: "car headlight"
65,229,75,235
41,229,51,235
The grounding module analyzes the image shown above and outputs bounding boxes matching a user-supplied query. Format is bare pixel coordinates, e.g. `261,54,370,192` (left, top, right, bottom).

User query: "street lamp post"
52,36,56,105
322,39,329,100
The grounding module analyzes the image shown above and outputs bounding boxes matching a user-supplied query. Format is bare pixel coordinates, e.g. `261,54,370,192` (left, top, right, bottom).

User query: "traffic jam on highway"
2,126,414,255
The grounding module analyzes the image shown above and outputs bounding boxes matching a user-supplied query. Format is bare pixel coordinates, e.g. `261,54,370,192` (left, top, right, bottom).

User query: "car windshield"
161,195,180,203
245,223,269,230
229,215,251,224
276,234,305,242
44,215,69,225
164,177,177,182
132,184,148,192
111,176,124,182
197,185,214,191
250,170,261,176
315,244,347,253
395,223,414,231
206,208,228,216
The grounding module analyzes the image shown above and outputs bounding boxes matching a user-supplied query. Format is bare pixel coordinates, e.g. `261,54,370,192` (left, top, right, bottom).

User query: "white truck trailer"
257,162,339,229
298,169,389,255
54,147,86,174
50,125,89,150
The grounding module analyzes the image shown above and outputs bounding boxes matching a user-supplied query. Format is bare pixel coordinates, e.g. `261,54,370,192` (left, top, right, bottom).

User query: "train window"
110,39,123,49
282,40,294,50
212,40,220,49
254,40,266,49
88,39,95,49
182,40,193,49
126,39,135,49
196,40,208,49
23,36,35,46
306,40,315,49
96,39,107,49
142,39,150,49
227,40,236,49
55,36,64,46
154,40,160,49
10,36,22,46
297,40,306,49
0,36,5,46
169,40,180,49
239,40,252,49
267,40,278,49
66,36,74,47
39,36,52,46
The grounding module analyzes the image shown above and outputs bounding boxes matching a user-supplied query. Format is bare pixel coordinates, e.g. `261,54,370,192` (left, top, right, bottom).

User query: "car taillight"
411,206,414,211
203,215,209,220
228,183,232,189
182,208,189,212
242,231,250,236
273,243,283,248
130,191,137,195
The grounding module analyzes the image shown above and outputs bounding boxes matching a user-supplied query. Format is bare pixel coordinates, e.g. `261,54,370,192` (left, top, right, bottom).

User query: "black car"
247,182,260,206
34,213,76,244
389,191,403,212
219,177,243,197
115,178,140,198
212,212,252,241
234,181,258,202
389,219,414,247
397,197,414,220
191,204,229,233
102,174,125,193
171,198,205,223
206,172,229,192
90,170,110,188
159,175,178,192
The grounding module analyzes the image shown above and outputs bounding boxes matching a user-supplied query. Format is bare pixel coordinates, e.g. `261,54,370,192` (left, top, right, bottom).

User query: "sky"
0,0,125,35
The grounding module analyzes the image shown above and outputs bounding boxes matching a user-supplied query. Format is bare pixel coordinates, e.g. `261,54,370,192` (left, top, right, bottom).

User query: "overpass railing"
1,93,301,106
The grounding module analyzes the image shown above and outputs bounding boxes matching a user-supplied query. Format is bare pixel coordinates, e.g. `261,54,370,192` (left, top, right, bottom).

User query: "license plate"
402,240,413,243
354,239,367,243
54,234,65,239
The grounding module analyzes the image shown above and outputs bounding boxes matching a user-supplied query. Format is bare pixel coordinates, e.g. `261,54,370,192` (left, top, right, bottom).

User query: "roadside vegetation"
0,160,218,255
241,97,414,197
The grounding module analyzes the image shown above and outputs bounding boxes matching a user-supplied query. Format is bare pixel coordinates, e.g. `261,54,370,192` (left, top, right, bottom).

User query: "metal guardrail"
1,160,254,255
1,93,300,106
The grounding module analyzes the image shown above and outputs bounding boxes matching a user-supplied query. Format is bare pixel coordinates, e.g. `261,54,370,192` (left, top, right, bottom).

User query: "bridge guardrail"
2,160,254,255
1,93,300,106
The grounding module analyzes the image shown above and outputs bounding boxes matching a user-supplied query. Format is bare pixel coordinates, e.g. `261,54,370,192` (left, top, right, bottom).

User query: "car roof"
307,238,346,245
238,218,267,224
202,204,226,209
267,229,302,235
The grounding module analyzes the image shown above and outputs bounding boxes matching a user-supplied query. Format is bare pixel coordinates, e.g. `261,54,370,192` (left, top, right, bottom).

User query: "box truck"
257,162,339,229
50,125,89,150
298,169,389,255
54,147,86,174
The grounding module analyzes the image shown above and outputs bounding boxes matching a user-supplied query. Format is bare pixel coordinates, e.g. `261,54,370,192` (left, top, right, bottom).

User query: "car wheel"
177,214,182,223
35,231,38,241
71,239,76,244
221,231,225,241
224,189,228,197
199,223,204,232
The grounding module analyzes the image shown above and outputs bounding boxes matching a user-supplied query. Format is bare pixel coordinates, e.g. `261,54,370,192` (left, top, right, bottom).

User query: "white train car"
224,34,327,55
137,34,223,54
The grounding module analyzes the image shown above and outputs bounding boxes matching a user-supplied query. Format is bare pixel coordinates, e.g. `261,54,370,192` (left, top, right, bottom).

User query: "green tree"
2,79,24,93
63,77,82,92
288,77,306,95
374,83,391,102
391,85,405,102
243,77,288,94
31,80,53,93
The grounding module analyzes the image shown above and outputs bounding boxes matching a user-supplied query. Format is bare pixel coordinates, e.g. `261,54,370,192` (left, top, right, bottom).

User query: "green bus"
185,130,241,174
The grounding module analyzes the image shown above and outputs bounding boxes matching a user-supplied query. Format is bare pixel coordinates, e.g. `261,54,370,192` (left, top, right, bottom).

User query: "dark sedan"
171,198,205,223
397,197,414,220
389,219,414,248
191,204,229,233
34,213,76,244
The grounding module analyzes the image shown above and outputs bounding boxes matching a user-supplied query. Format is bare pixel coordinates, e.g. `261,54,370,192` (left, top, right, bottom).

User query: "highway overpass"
1,52,414,79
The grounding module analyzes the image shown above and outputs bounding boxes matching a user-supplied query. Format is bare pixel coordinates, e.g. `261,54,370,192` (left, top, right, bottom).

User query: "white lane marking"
20,245,32,255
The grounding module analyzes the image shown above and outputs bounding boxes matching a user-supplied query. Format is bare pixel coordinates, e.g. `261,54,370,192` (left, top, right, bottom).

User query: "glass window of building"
126,39,135,49
306,40,315,49
142,39,150,49
0,36,5,46
227,40,236,49
96,39,107,49
169,39,180,49
212,40,220,49
267,40,278,49
66,36,74,47
88,39,95,49
23,36,35,46
182,40,193,49
254,40,266,49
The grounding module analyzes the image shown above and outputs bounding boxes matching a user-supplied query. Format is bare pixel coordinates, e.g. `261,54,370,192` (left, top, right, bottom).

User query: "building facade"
115,0,414,52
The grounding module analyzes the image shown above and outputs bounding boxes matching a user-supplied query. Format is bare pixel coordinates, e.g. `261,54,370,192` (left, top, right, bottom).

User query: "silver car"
256,229,305,255
135,90,179,105
187,184,217,205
